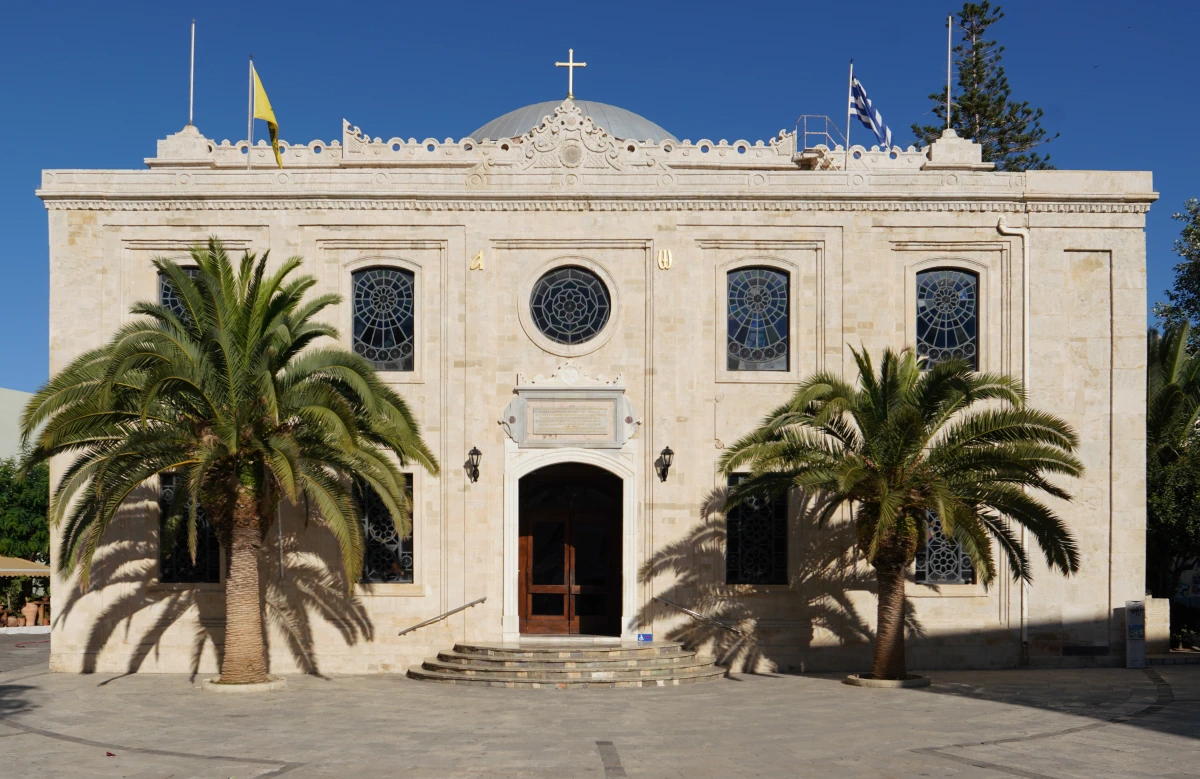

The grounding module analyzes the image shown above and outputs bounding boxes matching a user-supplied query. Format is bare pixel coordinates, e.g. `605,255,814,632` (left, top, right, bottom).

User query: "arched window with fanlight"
915,268,979,370
351,267,415,372
158,267,199,319
727,266,790,372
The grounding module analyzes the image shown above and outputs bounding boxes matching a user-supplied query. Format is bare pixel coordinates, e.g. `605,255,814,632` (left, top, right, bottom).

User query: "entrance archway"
518,464,622,636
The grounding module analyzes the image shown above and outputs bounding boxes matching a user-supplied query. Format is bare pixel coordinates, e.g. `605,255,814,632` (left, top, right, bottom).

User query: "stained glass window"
529,266,611,345
915,512,976,585
356,475,414,584
159,473,221,584
727,267,789,371
725,475,788,585
352,267,415,371
158,267,199,319
916,269,978,369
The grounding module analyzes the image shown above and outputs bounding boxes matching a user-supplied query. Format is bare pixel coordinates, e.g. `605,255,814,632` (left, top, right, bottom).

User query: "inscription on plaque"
532,405,610,436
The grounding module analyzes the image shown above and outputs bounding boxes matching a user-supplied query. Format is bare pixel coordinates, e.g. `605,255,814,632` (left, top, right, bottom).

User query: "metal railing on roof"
794,115,847,151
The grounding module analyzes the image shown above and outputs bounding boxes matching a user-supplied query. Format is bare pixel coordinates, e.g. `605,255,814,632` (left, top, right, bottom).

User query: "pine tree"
1154,198,1200,340
912,2,1058,172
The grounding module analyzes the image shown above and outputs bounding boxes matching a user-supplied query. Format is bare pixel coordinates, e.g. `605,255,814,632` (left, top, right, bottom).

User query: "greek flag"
849,77,893,149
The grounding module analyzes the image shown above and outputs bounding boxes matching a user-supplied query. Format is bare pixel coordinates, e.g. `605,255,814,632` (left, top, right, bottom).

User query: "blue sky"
1,0,1194,392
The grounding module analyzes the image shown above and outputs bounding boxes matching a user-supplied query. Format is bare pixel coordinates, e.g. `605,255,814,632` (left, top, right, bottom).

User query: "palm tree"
22,239,438,684
718,347,1083,681
1146,322,1200,597
1148,322,1200,465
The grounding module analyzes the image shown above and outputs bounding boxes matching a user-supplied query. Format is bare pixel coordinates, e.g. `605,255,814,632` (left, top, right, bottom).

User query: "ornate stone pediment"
480,100,651,174
501,362,638,449
517,361,621,387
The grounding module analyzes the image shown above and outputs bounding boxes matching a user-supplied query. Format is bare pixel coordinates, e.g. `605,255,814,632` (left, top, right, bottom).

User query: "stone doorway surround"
499,363,640,642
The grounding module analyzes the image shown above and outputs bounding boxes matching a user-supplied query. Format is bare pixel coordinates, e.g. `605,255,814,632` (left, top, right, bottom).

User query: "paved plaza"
2,632,1200,778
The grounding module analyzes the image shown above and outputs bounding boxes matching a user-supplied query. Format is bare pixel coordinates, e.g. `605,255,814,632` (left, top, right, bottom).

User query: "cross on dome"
555,48,587,100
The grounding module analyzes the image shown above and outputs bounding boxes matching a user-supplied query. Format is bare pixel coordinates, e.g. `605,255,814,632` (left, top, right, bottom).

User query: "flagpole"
188,19,195,126
946,14,953,130
247,56,254,171
845,59,854,165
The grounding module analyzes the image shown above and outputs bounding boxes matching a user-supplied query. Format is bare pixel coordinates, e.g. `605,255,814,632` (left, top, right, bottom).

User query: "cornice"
38,197,1153,214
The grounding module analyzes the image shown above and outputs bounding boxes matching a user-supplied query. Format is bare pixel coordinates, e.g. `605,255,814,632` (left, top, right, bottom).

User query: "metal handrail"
652,596,746,636
397,596,486,636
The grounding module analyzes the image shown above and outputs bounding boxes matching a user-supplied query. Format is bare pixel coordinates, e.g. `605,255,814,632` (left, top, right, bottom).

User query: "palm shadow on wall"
52,506,374,680
638,487,922,673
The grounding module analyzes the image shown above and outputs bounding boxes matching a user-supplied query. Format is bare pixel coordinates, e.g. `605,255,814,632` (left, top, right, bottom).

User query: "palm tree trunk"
219,487,269,684
871,562,908,680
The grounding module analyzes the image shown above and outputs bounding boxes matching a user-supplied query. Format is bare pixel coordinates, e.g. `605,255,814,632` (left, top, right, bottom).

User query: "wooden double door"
518,469,621,635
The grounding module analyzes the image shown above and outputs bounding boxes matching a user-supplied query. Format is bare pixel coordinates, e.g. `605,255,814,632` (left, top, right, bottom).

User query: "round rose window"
529,266,611,345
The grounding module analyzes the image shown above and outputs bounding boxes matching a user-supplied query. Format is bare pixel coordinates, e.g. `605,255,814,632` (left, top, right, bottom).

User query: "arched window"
915,268,978,369
158,267,199,319
352,267,415,372
355,475,414,584
727,267,789,372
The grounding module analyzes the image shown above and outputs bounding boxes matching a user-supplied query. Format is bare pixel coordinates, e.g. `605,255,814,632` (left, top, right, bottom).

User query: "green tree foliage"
1153,199,1200,340
0,457,49,613
0,457,49,563
1145,322,1200,597
912,2,1058,171
719,348,1082,680
21,239,438,684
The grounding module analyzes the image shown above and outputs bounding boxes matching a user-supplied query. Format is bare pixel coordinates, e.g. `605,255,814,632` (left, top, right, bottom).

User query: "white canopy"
0,556,50,576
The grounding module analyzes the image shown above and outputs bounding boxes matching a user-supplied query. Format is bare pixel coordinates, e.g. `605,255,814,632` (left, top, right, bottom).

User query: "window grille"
725,475,788,585
356,475,414,584
914,512,976,585
159,474,221,584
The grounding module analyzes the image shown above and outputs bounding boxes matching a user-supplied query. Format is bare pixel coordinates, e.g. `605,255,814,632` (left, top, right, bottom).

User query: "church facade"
38,97,1155,674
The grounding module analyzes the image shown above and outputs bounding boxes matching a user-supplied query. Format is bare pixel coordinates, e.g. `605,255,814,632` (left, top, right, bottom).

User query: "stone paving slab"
3,632,1200,778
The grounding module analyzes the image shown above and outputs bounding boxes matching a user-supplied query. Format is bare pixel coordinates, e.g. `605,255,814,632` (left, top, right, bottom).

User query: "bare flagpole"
946,14,953,130
188,19,195,126
846,59,854,165
247,55,254,171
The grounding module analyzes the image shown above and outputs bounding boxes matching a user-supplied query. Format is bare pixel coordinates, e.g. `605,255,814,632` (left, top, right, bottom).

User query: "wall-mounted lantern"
467,447,482,483
657,446,674,482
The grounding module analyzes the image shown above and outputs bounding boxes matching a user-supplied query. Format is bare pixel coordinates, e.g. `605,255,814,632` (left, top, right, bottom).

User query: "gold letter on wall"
470,251,484,271
657,249,672,270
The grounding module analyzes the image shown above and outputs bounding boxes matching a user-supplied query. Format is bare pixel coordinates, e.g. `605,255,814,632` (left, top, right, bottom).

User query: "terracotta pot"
22,602,39,627
5,616,16,627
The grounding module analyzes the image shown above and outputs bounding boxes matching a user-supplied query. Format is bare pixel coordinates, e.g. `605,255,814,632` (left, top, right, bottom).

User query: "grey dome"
470,100,677,143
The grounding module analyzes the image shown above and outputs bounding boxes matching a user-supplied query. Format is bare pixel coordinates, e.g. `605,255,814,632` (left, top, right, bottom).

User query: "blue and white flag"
849,77,893,149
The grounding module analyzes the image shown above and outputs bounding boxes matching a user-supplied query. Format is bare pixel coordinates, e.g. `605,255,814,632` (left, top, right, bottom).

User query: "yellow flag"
252,65,282,169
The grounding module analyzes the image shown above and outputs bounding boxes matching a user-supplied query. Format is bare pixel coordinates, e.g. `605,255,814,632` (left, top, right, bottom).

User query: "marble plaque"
532,405,611,436
500,364,638,449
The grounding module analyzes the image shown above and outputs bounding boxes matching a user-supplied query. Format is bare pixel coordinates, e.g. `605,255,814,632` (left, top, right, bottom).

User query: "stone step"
436,649,701,669
407,665,726,688
1148,653,1200,665
452,641,683,660
421,656,718,680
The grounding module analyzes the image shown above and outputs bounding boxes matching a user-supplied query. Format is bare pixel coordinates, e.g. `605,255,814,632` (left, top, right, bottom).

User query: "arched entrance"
518,463,622,636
